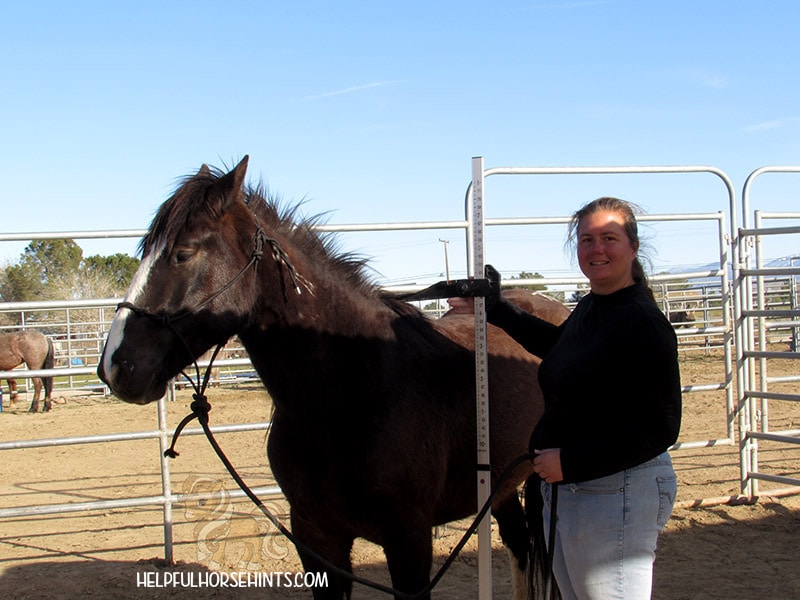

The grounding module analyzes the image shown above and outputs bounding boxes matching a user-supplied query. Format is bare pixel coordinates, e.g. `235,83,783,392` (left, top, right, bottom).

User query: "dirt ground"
1,347,799,599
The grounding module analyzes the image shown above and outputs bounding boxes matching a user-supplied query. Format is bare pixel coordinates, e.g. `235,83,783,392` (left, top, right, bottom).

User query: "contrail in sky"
304,80,405,101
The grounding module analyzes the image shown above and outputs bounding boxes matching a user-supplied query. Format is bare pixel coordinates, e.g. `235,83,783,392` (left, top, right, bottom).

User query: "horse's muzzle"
97,354,165,405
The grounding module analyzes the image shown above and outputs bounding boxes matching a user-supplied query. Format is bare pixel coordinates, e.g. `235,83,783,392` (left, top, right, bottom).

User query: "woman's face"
577,209,638,295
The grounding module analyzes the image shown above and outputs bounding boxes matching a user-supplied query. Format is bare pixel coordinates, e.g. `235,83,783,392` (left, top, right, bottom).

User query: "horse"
669,308,697,328
442,288,570,326
97,156,555,599
0,330,55,412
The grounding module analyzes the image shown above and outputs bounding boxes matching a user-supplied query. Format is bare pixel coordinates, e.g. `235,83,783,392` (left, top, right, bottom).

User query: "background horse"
442,288,570,326
98,157,557,599
0,330,55,413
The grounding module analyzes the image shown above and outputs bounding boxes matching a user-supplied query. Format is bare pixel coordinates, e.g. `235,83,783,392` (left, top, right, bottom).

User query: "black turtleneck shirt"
489,283,682,483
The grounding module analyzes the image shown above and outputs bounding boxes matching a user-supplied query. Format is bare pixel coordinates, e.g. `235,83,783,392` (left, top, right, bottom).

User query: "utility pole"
439,238,450,281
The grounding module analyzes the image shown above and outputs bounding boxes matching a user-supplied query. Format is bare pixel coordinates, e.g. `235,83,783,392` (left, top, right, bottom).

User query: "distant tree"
83,253,140,293
507,271,547,292
2,260,41,302
1,239,82,301
28,239,83,284
0,263,18,326
422,299,448,316
0,240,139,302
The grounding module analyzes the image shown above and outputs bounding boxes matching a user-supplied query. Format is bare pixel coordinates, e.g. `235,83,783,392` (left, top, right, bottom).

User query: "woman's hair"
566,196,654,298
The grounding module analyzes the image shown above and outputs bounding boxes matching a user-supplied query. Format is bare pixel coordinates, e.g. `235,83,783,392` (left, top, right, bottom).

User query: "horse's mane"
140,164,383,300
245,185,382,298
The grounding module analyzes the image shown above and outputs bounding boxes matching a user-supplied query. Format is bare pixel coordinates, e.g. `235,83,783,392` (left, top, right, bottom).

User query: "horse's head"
98,156,262,403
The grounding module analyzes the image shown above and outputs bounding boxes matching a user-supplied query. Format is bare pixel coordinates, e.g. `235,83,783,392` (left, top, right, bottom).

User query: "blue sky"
2,0,799,285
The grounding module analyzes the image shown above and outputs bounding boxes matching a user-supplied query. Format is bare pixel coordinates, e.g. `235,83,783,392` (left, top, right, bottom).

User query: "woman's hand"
446,297,475,314
533,448,564,484
446,265,502,315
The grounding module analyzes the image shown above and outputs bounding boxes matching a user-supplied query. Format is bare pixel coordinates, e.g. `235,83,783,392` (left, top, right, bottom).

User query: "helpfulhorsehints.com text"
136,570,329,590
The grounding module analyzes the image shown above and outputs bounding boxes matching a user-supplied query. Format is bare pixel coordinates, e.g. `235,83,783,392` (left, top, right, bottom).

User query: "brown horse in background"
0,330,55,412
442,288,571,326
98,156,560,599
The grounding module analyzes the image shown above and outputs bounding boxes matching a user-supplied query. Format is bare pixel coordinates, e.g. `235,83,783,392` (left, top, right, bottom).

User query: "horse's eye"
174,248,195,264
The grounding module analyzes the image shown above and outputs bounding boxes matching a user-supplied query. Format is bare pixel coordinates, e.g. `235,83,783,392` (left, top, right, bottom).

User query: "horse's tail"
42,337,54,398
524,474,561,600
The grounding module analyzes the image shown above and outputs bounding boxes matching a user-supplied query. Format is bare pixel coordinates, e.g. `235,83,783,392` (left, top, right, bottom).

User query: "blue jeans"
541,452,677,600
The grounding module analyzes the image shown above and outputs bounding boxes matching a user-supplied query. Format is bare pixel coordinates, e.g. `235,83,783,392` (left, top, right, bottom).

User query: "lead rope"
151,337,554,598
121,230,551,598
144,331,557,599
163,363,537,600
162,342,224,459
544,483,559,600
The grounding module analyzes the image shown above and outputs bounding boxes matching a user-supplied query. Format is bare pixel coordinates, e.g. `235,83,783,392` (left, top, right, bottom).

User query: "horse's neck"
267,262,391,334
240,282,395,405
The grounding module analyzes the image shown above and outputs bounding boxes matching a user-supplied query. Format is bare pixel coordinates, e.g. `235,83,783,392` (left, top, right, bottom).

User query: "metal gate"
736,166,800,498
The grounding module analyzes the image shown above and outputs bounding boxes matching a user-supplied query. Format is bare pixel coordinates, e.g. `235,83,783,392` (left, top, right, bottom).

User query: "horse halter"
114,224,303,427
112,224,300,460
117,223,305,357
117,224,302,325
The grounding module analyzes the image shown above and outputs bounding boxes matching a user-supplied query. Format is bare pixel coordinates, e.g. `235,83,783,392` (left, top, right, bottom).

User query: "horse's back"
0,330,51,370
17,331,50,360
435,287,568,364
499,288,570,325
0,332,24,369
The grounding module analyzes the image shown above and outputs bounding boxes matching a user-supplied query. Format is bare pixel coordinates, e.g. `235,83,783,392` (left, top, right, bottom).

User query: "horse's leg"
29,378,42,413
42,376,53,412
494,493,532,600
8,378,18,402
383,522,433,600
42,339,55,411
291,509,354,600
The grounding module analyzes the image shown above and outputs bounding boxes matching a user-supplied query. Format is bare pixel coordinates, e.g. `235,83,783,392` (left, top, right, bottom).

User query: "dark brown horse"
0,330,55,412
97,157,553,599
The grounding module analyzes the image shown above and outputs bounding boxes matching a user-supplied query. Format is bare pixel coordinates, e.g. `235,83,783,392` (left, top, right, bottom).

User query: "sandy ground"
1,347,799,599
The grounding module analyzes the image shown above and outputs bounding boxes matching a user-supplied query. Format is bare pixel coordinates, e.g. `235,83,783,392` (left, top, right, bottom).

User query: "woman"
450,197,681,599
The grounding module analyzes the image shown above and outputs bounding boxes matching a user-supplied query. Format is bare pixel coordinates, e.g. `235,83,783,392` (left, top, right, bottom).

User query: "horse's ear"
198,164,212,176
229,155,249,194
208,155,249,213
